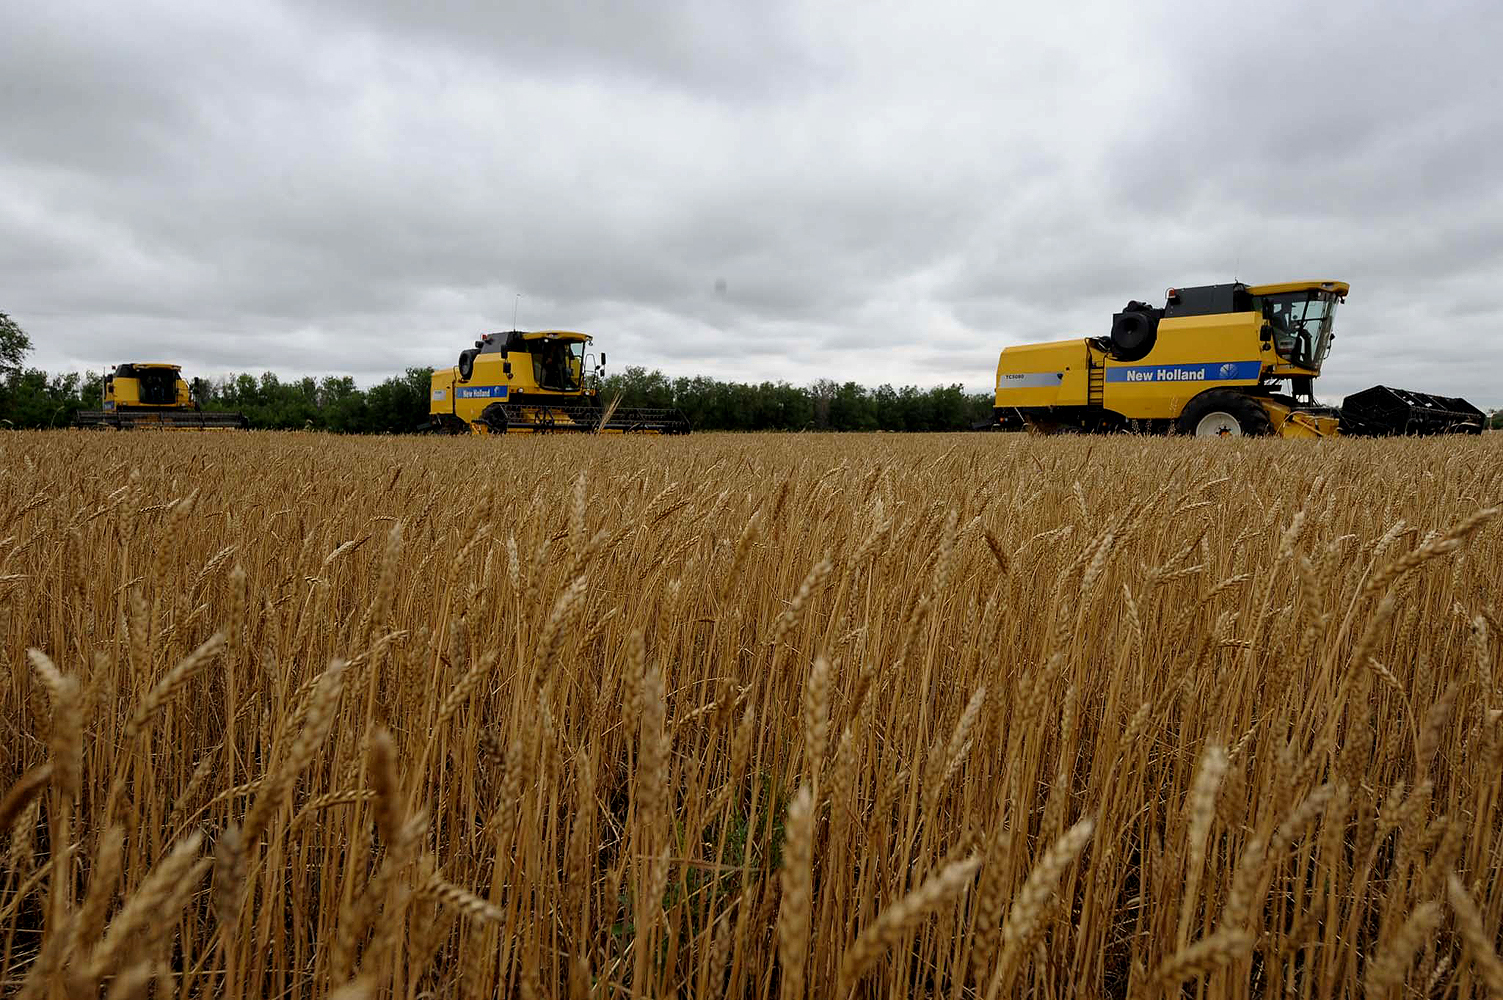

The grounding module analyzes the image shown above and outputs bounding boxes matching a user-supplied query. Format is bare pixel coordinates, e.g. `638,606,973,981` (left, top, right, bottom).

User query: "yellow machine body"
994,280,1349,437
427,330,690,435
430,331,591,431
75,363,246,429
104,363,194,410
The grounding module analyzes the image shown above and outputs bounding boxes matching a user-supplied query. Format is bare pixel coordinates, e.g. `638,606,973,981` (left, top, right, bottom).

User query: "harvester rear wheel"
1177,390,1271,438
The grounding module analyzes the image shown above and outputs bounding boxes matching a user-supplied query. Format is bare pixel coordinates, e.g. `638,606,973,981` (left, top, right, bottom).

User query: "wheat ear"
1364,901,1443,995
777,784,814,1000
86,833,209,978
984,816,1095,1000
1177,744,1228,950
1154,930,1256,989
125,631,225,739
1447,874,1503,994
839,855,981,995
0,763,53,832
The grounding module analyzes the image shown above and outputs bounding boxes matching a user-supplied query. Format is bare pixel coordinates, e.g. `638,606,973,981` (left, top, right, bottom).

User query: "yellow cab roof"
1002,337,1085,352
519,330,592,342
1246,280,1349,298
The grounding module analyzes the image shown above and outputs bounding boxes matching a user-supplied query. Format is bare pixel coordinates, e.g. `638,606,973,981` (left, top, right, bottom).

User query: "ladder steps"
1088,366,1105,406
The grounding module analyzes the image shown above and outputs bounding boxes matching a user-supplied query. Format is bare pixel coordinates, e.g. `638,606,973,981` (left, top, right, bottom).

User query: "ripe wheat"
0,429,1500,998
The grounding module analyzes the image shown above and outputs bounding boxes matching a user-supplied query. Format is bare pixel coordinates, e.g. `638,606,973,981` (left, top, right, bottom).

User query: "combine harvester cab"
991,280,1485,437
73,364,247,430
426,330,691,435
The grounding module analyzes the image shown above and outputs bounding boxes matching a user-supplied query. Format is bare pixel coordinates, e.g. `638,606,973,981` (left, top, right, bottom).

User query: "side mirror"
503,362,512,376
601,353,607,366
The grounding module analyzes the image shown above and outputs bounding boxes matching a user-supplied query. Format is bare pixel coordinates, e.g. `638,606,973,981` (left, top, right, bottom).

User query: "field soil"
2,430,1502,999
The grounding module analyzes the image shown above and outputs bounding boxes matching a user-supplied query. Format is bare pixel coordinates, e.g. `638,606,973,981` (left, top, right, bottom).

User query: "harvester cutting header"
426,329,690,434
993,280,1483,437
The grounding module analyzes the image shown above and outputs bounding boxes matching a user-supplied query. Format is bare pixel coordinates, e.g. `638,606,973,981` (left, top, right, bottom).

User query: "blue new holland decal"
456,385,509,400
1105,361,1260,384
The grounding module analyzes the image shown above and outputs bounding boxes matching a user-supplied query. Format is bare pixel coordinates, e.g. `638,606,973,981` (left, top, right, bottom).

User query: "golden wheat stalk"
984,816,1096,1000
85,832,209,978
1447,874,1503,994
776,784,814,1000
125,631,225,739
839,855,981,995
0,763,53,833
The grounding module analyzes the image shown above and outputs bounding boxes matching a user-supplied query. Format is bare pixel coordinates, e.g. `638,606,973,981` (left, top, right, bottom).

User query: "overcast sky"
3,0,1501,404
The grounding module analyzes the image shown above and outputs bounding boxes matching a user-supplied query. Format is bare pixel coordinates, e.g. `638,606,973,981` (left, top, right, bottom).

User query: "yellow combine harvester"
993,280,1484,437
426,329,690,434
73,363,247,430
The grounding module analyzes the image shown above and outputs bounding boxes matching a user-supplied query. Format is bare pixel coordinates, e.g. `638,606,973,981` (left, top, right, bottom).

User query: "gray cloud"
3,0,1501,407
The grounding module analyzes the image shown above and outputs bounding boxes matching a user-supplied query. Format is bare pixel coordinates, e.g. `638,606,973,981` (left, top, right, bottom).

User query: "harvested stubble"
1,428,1502,1000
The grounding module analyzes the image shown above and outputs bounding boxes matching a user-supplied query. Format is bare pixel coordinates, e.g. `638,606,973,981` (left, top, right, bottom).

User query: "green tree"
925,384,970,430
830,382,879,431
809,379,836,429
600,366,675,410
963,391,996,428
80,371,105,410
318,376,368,433
0,312,31,377
366,367,433,433
0,313,34,423
2,369,83,428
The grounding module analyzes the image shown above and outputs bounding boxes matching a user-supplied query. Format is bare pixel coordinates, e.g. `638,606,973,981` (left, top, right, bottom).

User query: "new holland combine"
426,329,690,434
73,363,247,430
992,280,1484,437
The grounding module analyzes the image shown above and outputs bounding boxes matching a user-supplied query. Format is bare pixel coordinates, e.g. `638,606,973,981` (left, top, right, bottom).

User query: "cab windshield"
1261,291,1339,370
533,339,585,390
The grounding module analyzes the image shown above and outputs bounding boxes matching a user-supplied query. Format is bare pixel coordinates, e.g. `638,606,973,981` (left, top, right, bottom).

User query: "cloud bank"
3,0,1500,404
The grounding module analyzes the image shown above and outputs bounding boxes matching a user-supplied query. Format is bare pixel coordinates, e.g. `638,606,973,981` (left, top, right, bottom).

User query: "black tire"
1020,411,1071,435
1176,390,1272,438
1109,309,1159,362
426,413,468,434
458,349,479,381
478,402,508,433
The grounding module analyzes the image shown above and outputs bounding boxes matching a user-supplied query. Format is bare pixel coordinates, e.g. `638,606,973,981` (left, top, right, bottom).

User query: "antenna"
513,294,520,332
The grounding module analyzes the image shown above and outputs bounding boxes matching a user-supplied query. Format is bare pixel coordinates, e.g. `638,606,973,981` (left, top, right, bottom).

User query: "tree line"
0,314,998,432
596,367,997,432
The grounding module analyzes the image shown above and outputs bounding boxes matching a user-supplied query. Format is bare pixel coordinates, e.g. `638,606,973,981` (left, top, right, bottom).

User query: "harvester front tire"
478,403,509,433
1177,390,1271,438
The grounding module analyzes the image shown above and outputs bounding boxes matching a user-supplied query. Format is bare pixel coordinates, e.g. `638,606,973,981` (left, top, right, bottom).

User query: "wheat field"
1,429,1501,999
